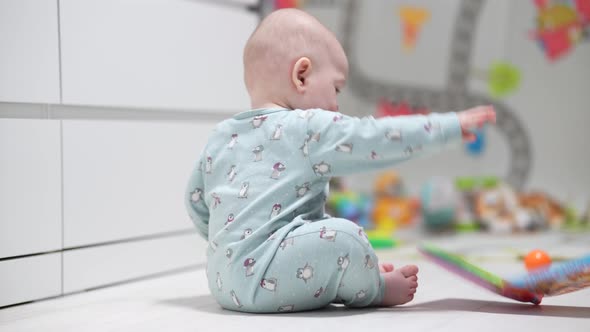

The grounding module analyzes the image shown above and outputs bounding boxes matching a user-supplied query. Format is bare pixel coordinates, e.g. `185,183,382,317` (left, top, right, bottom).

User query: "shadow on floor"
161,295,589,318
160,295,375,317
393,298,590,318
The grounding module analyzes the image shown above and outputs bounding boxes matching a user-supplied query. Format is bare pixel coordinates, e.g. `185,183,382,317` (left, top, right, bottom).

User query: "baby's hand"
457,105,496,142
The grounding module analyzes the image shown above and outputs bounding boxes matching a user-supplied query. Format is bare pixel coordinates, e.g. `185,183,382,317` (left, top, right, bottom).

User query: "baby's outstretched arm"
305,105,496,177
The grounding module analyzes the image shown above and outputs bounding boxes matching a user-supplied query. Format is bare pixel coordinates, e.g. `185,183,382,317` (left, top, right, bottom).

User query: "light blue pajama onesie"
185,108,461,313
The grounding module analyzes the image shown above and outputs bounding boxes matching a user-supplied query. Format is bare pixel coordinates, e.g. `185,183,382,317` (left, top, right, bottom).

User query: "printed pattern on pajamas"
185,107,462,313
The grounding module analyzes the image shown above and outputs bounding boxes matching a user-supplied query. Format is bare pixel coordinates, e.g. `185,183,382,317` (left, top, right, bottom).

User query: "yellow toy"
372,172,420,232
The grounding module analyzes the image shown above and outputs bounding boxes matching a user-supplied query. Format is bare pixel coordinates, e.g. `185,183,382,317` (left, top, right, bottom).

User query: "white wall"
0,0,256,307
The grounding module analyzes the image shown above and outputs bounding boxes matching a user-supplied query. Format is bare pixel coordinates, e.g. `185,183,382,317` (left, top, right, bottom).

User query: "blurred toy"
374,171,404,197
581,204,590,224
420,177,459,231
583,203,590,225
327,191,372,228
326,178,372,228
456,176,574,232
524,249,553,271
475,184,516,232
328,177,346,192
421,175,577,234
419,243,590,305
274,0,299,9
372,171,420,232
465,128,486,156
375,99,429,118
519,192,566,229
365,230,398,249
474,183,543,233
455,177,500,232
563,200,590,231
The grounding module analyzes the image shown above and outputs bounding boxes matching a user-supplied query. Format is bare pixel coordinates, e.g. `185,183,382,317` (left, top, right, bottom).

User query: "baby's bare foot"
380,265,419,306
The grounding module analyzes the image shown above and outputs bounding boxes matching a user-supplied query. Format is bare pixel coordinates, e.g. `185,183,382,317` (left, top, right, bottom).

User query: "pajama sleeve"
306,110,463,177
185,152,210,240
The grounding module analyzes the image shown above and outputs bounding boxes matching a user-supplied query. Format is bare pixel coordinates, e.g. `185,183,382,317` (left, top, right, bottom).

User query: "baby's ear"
291,57,312,93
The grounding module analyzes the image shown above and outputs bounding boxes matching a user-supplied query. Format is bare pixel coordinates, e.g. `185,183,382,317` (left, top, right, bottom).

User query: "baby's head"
243,9,348,112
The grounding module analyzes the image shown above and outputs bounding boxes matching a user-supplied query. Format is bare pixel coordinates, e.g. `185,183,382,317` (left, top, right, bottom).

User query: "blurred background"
1,0,589,308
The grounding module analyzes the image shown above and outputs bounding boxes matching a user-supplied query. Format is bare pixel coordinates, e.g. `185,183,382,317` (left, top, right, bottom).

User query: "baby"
185,9,495,313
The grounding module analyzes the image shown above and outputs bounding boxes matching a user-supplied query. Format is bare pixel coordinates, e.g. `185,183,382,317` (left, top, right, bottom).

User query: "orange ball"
524,249,552,271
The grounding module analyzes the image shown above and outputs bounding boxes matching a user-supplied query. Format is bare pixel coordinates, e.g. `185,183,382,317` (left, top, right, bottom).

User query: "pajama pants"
206,217,385,313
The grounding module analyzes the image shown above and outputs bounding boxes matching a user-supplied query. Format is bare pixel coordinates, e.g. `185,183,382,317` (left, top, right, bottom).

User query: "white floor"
1,233,589,332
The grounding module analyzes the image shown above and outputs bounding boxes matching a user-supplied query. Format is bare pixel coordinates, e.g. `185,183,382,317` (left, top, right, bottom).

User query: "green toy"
366,230,398,249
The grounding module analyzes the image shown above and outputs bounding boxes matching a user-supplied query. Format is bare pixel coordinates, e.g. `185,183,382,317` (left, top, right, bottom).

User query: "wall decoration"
531,0,590,61
480,61,522,98
340,0,532,188
398,6,431,52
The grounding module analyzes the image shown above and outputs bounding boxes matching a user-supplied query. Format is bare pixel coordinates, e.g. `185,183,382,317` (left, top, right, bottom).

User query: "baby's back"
201,108,329,253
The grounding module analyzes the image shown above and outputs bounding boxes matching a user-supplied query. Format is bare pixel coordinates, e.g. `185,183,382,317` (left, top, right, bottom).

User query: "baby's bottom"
230,218,384,313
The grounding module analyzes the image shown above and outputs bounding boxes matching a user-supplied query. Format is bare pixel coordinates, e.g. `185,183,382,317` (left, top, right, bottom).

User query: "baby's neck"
251,101,291,110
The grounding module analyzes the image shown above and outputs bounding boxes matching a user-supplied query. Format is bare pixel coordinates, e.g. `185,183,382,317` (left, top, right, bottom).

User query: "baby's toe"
379,263,394,273
399,265,419,277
